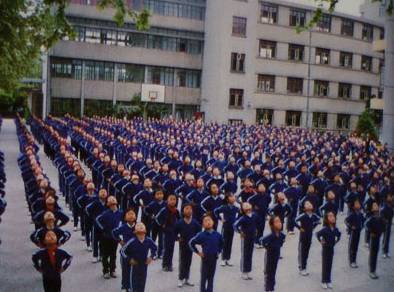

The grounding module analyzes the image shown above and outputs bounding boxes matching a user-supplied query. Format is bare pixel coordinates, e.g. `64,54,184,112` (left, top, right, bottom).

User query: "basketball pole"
143,101,148,121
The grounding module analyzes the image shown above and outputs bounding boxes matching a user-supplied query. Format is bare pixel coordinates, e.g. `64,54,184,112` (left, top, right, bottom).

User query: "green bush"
356,110,378,141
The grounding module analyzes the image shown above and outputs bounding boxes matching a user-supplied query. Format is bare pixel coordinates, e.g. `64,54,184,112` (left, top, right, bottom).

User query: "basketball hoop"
148,91,158,102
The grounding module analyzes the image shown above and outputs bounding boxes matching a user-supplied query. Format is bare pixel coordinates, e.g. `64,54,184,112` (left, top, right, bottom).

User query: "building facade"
44,0,385,132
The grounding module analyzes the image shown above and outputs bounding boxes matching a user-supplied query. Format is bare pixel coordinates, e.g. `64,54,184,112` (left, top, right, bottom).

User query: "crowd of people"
15,116,72,292
19,113,394,292
0,117,7,245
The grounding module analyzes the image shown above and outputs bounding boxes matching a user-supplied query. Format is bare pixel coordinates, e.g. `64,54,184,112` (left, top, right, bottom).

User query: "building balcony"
65,3,204,32
51,40,202,70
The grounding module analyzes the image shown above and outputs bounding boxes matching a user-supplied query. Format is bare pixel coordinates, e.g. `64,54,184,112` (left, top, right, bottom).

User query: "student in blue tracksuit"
260,215,286,292
144,189,166,258
155,194,181,271
247,183,271,246
214,193,239,266
234,202,258,280
96,196,123,279
283,177,302,234
381,194,393,259
112,208,137,291
268,192,291,229
316,211,341,289
365,202,385,279
189,214,223,292
31,211,71,248
76,182,97,251
295,201,320,276
175,204,202,287
200,183,223,230
32,230,72,292
120,222,157,292
319,191,339,217
86,188,108,261
344,199,365,268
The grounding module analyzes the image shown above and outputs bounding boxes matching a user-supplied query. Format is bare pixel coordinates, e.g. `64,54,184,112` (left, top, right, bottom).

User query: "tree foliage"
0,0,149,92
356,110,379,141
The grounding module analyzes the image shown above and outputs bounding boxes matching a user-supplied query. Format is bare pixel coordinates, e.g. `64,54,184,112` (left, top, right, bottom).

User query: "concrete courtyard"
0,118,393,292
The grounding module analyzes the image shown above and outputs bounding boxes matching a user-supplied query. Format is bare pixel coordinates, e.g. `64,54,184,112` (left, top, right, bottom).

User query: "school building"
42,0,385,132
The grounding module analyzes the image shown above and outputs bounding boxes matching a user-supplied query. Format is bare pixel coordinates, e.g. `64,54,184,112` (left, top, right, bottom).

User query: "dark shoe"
110,272,117,278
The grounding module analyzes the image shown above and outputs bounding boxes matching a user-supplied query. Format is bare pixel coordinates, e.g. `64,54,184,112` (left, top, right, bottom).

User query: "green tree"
0,0,149,92
356,110,379,141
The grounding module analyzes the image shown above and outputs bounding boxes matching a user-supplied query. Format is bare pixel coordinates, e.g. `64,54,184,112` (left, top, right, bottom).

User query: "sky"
291,0,365,16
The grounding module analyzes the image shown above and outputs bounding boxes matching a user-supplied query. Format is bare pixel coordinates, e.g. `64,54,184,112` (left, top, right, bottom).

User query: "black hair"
322,211,336,227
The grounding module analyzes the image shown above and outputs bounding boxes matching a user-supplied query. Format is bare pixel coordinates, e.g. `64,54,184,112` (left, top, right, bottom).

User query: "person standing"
32,230,72,292
189,214,223,292
120,223,157,292
96,196,123,279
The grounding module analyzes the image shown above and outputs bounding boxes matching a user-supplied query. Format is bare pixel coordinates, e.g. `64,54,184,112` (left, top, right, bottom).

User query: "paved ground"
0,118,393,292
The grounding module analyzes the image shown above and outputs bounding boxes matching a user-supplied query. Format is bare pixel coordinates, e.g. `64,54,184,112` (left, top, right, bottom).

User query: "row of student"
15,115,72,292
28,115,394,290
0,116,6,245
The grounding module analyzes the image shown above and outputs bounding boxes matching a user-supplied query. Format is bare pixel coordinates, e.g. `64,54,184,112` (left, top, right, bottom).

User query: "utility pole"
305,29,312,128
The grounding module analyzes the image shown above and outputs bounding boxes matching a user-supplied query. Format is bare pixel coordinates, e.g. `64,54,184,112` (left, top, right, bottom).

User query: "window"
84,61,114,81
315,48,330,65
117,63,145,83
339,52,353,68
256,109,274,125
230,53,245,73
146,66,174,86
289,9,306,27
287,77,303,94
341,19,354,36
176,70,201,88
85,28,101,43
229,89,244,108
144,0,205,20
337,114,350,130
51,58,82,79
101,30,117,45
361,55,372,72
257,75,275,92
261,3,278,24
286,111,301,127
314,80,329,97
362,24,373,41
288,44,304,61
116,32,146,47
312,112,327,128
316,14,331,32
360,86,372,100
380,28,385,40
232,16,247,37
338,83,352,98
259,40,276,58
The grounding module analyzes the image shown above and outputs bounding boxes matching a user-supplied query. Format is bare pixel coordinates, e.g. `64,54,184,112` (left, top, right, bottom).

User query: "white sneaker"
92,257,100,263
220,260,226,267
321,283,328,289
73,227,78,232
226,260,233,266
103,273,110,279
87,246,93,252
300,270,309,276
383,253,390,259
241,273,249,280
184,279,194,286
350,262,358,268
177,280,184,288
327,283,333,289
